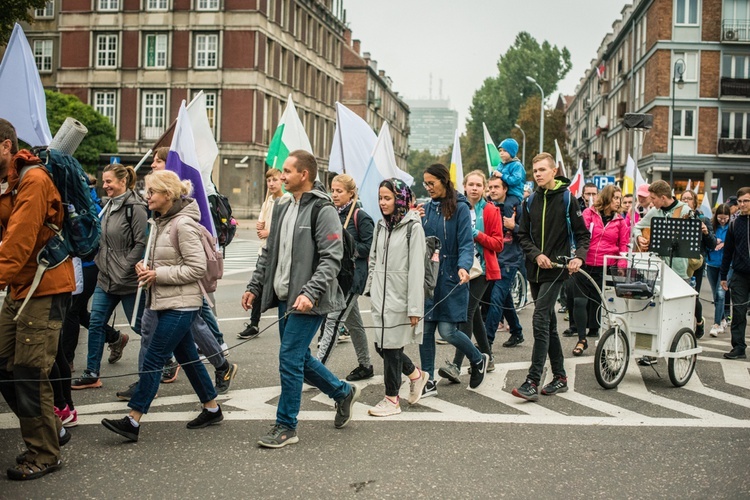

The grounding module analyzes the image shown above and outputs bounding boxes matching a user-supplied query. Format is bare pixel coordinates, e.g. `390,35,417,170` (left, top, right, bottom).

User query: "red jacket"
474,199,504,280
582,207,629,267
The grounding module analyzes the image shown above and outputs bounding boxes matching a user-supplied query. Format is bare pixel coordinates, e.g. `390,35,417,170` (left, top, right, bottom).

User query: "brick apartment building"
15,0,407,214
565,0,750,202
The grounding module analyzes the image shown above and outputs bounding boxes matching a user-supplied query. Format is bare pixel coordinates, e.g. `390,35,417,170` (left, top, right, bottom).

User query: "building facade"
406,99,458,155
565,0,750,203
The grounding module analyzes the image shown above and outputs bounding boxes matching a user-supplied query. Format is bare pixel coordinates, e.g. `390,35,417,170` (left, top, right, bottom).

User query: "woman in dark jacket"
316,174,375,381
418,164,490,398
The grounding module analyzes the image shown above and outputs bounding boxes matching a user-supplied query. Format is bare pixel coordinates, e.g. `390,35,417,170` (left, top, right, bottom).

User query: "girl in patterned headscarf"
379,178,414,231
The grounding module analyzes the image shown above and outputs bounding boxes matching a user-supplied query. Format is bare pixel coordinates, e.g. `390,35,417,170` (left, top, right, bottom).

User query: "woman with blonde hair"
102,170,222,441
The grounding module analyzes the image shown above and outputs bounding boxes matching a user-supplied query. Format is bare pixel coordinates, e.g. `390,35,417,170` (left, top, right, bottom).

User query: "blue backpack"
525,189,575,250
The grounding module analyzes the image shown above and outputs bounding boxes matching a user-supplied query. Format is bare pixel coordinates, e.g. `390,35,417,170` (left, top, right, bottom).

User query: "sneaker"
187,406,224,429
710,324,721,337
116,382,137,401
107,332,129,364
562,329,576,337
436,338,449,345
257,424,298,448
407,370,429,405
487,354,496,373
368,397,401,417
101,416,139,442
724,348,747,360
337,333,351,343
512,379,539,402
502,335,524,348
237,323,260,340
469,353,490,389
334,384,360,429
637,356,658,366
586,330,599,338
564,312,569,322
215,363,238,395
558,305,567,313
220,342,230,358
345,364,374,381
541,375,569,395
161,359,180,384
421,379,438,398
54,405,78,428
7,460,62,481
720,318,728,329
438,362,461,384
71,370,102,390
58,427,72,447
695,317,705,339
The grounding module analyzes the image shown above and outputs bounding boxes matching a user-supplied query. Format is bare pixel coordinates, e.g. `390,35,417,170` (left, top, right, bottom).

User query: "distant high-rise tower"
406,99,457,155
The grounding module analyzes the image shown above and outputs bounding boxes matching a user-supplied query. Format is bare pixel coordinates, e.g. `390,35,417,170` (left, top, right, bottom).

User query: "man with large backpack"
0,119,76,480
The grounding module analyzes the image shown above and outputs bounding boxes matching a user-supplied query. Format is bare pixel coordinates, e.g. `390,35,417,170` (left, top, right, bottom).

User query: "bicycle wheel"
594,327,630,389
668,328,697,387
512,269,527,308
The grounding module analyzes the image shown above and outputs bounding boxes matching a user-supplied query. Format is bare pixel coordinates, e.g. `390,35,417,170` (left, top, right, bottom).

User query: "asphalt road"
1,221,749,499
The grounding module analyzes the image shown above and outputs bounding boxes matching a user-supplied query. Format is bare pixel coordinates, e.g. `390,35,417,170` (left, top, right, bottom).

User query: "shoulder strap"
125,203,134,247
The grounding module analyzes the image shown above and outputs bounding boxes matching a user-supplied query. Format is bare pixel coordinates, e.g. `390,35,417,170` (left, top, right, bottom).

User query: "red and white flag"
569,159,584,198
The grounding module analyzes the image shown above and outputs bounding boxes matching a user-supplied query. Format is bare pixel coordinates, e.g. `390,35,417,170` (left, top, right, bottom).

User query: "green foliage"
464,32,572,166
407,149,449,198
515,95,573,175
45,90,117,174
0,1,49,45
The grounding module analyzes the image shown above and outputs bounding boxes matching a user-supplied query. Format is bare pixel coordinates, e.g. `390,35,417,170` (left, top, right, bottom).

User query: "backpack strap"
125,203,135,247
167,215,214,307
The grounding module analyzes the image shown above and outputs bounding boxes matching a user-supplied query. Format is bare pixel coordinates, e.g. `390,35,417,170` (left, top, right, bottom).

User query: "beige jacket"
258,192,288,254
146,198,207,310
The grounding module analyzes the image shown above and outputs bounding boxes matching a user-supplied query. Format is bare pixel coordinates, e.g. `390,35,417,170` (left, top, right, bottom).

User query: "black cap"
727,196,738,207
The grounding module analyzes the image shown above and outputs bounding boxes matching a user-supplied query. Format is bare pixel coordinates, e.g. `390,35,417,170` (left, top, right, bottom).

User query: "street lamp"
669,58,685,186
526,76,545,154
514,123,526,165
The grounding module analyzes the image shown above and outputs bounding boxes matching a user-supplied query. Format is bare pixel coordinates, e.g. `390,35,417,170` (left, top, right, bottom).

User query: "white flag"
554,140,567,177
329,102,377,186
186,91,219,197
450,129,464,194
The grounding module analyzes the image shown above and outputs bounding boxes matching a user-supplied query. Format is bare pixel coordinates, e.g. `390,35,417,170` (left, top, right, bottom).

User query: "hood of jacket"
534,176,571,196
155,197,200,223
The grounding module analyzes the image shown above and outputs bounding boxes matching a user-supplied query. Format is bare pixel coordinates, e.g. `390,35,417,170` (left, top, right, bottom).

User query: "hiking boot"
237,323,260,340
695,317,705,339
469,353,490,389
407,370,429,405
55,405,78,428
101,416,139,442
345,364,374,381
116,382,137,401
421,379,438,398
512,379,539,402
7,460,62,481
215,363,238,395
161,359,180,384
438,362,461,384
503,335,524,347
71,370,102,390
258,424,298,448
334,384,360,429
541,375,569,395
724,348,747,360
187,406,224,429
107,332,129,364
368,397,401,417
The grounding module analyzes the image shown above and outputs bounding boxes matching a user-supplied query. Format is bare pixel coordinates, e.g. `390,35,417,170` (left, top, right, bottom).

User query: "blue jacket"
495,194,524,268
422,194,474,323
707,223,728,268
498,158,526,200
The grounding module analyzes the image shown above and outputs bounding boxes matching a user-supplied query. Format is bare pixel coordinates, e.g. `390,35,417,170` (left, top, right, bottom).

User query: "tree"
0,1,49,45
45,90,118,173
407,148,449,198
515,95,573,176
464,32,572,166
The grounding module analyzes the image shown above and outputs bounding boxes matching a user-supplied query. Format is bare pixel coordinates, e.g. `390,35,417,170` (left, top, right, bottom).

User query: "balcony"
721,77,750,98
141,126,165,141
722,20,750,42
718,138,750,155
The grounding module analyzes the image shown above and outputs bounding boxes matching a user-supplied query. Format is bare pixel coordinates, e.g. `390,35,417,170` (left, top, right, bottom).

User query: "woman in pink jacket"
571,184,629,356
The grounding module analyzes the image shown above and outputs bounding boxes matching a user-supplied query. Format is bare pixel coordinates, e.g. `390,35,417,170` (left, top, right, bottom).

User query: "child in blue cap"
494,138,526,201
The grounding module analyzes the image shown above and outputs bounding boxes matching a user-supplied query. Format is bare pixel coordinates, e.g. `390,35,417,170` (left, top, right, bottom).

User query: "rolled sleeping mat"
49,117,88,155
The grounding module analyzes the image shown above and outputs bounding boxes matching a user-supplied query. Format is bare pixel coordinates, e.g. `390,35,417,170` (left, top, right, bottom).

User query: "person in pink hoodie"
570,185,629,356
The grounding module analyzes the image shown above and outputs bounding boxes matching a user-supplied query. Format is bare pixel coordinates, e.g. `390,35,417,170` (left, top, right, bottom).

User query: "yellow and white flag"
450,129,464,194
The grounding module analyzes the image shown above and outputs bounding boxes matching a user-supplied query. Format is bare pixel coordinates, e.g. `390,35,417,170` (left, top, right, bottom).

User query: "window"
144,34,167,68
141,91,166,139
675,0,699,25
94,91,117,127
195,34,218,69
33,40,53,73
197,0,219,10
672,109,695,137
722,54,749,79
193,91,217,133
146,0,168,10
98,0,119,11
674,52,698,81
721,111,749,139
35,1,54,18
96,34,118,68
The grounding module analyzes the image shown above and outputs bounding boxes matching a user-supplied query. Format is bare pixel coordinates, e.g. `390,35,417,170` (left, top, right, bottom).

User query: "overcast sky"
345,1,629,131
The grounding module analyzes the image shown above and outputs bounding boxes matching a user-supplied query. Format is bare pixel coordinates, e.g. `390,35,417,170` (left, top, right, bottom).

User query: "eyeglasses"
738,199,750,204
422,181,436,189
145,189,161,198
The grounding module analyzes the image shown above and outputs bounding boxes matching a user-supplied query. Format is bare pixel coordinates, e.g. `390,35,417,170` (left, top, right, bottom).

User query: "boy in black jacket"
513,153,590,401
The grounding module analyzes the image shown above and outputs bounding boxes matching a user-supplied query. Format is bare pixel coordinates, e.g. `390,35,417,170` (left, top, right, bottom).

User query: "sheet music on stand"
649,217,702,259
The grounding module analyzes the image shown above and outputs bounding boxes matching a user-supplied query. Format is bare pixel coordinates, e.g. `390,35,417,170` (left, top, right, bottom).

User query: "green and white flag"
266,95,313,170
483,123,501,175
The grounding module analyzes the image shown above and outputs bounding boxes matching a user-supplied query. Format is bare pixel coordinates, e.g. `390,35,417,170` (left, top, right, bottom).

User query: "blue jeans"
706,266,726,325
485,263,523,345
201,298,224,345
420,320,482,380
129,309,217,414
276,302,351,430
86,286,145,375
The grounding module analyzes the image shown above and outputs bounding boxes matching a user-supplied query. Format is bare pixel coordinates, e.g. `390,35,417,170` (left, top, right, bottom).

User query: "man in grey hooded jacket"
242,150,360,448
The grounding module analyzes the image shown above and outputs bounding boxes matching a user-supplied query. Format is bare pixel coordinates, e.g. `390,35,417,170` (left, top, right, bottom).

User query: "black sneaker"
59,427,71,447
101,416,139,442
334,384,360,429
116,382,137,401
237,323,260,340
187,406,224,429
469,353,490,389
345,364,374,381
71,370,102,390
503,335,524,347
421,379,438,398
512,379,539,402
107,332,129,364
586,330,599,338
541,375,568,395
215,363,238,395
724,348,747,360
161,359,180,384
562,329,577,337
258,424,299,448
637,356,658,366
695,318,705,339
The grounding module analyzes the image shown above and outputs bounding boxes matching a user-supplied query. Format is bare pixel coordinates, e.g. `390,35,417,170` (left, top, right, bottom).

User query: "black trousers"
375,345,416,398
454,275,492,368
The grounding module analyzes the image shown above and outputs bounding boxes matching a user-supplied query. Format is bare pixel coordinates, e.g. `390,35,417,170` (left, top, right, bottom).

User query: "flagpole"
131,220,156,328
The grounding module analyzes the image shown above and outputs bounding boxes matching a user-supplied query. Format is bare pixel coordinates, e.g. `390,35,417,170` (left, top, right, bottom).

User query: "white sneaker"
720,319,728,329
408,370,430,405
368,397,401,417
710,324,721,337
221,342,230,357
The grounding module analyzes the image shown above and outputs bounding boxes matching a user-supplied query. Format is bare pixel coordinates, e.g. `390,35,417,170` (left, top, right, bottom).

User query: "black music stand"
649,217,702,267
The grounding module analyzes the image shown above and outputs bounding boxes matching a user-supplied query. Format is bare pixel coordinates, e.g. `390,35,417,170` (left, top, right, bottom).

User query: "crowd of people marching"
0,117,748,479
